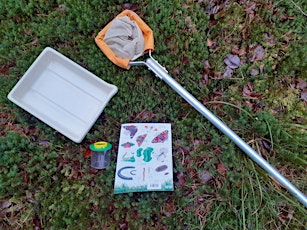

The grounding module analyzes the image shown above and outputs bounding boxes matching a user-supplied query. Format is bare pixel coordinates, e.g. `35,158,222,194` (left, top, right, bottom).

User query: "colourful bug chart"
114,123,173,194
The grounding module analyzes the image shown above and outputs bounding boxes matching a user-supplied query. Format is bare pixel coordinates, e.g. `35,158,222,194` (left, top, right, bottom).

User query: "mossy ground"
1,0,306,229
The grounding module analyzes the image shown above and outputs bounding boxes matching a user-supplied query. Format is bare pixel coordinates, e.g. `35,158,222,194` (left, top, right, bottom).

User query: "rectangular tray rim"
7,47,118,143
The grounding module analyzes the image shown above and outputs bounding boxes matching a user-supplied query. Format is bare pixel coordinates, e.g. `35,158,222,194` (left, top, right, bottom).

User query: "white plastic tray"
8,47,118,143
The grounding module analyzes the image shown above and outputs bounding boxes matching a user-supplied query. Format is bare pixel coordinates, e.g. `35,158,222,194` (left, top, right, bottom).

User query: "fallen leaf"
283,31,293,43
31,37,39,46
264,33,276,46
166,200,175,214
137,110,156,120
225,35,232,44
83,147,92,158
246,101,254,109
176,171,186,186
185,16,193,26
0,65,10,75
207,38,214,47
300,90,307,102
251,45,266,62
214,178,222,188
181,3,191,9
0,200,11,209
296,78,307,90
278,206,294,223
119,222,128,229
259,64,265,73
33,213,42,230
166,36,177,51
209,18,219,26
280,14,295,22
171,67,180,76
120,3,139,11
253,101,266,112
250,69,259,76
224,54,241,69
200,73,210,87
273,7,280,15
39,140,51,147
193,139,202,150
24,171,30,183
214,72,223,79
182,56,190,65
243,82,261,99
231,46,246,56
262,139,271,150
239,49,247,56
203,60,211,74
108,203,115,213
245,2,256,15
24,29,31,36
91,204,99,214
231,45,240,55
243,83,254,97
223,66,233,78
206,5,220,15
198,170,213,184
217,163,227,176
56,4,66,11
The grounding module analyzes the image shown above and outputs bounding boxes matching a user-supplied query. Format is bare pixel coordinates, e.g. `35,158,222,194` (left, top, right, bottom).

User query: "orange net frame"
95,10,154,69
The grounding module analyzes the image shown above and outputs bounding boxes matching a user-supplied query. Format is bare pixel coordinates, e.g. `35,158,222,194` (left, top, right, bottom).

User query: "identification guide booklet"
114,123,173,194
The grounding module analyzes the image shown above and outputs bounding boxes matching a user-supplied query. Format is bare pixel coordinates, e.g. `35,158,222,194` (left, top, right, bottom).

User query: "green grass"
1,0,307,229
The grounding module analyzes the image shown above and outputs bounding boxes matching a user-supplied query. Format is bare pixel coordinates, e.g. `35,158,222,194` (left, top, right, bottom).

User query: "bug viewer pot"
90,142,112,169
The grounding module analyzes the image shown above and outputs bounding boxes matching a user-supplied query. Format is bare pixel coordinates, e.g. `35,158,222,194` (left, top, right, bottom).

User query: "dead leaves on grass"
300,90,307,102
278,206,294,224
224,54,241,69
0,64,13,75
286,78,307,103
250,45,266,62
203,1,294,79
175,139,228,191
0,111,40,139
0,197,41,229
223,54,241,78
198,170,213,184
242,82,262,100
294,78,307,102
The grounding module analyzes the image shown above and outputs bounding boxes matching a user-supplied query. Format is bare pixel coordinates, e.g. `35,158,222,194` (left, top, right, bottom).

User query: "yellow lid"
90,141,112,151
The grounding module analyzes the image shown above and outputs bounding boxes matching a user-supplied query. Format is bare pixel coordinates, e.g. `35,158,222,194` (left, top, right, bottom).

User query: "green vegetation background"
0,0,306,229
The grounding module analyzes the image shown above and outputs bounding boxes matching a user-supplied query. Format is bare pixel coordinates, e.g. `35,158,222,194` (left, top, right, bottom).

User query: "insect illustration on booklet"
152,130,168,143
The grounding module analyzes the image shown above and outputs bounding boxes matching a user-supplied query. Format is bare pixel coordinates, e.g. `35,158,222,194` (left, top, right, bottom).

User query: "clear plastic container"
90,141,112,169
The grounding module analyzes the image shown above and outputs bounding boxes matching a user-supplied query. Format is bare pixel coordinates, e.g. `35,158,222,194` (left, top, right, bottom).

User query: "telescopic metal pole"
130,54,307,208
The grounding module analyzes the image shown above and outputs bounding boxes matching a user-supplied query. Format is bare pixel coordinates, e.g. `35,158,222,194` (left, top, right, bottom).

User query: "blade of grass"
264,118,274,151
249,159,264,215
247,159,260,229
203,101,255,120
286,123,307,130
275,188,307,214
241,167,247,230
